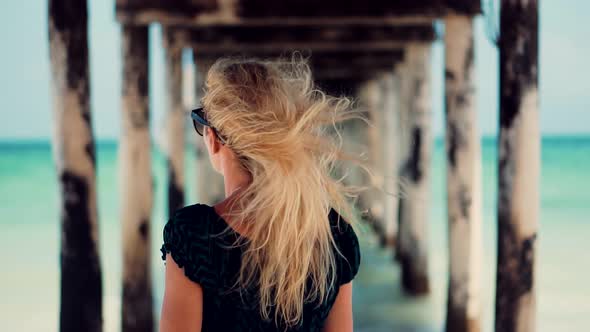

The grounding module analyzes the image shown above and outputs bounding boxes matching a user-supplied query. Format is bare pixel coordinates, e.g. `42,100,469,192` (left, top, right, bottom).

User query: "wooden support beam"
337,92,370,214
185,24,436,52
195,49,403,84
315,77,366,97
356,78,385,237
115,0,481,26
120,25,153,332
444,14,482,332
312,64,396,81
379,72,401,248
495,1,539,331
48,1,102,331
163,28,185,217
393,59,410,263
192,56,226,205
191,40,405,54
394,59,410,263
355,72,400,248
194,49,404,64
396,43,433,295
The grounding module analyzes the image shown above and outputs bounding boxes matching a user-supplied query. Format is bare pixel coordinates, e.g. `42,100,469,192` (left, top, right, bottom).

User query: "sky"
0,1,588,140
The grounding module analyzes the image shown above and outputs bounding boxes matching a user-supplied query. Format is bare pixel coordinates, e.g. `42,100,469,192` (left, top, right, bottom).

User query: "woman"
160,57,362,332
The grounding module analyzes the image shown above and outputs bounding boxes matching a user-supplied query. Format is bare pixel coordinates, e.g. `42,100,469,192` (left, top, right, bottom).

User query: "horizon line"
1,133,589,144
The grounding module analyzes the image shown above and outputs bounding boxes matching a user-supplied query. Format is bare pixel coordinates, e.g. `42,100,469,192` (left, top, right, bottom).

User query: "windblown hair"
201,56,362,328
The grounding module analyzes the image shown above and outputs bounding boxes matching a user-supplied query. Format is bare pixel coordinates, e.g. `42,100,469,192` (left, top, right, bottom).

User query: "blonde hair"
202,56,362,327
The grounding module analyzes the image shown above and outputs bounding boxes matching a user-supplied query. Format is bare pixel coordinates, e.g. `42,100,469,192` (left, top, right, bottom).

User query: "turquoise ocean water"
0,137,588,331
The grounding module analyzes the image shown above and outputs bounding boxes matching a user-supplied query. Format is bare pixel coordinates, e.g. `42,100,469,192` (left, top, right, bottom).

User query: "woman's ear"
206,127,221,154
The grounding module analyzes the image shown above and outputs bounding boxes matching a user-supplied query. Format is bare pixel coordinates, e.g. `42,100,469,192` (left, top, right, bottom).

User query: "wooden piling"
495,1,539,331
193,56,225,204
120,25,153,332
48,1,102,330
358,78,386,242
444,14,483,332
394,61,409,263
396,43,432,295
163,28,185,217
379,72,401,248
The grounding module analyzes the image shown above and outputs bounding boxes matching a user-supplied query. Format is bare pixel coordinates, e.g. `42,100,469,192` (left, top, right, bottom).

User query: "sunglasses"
190,107,226,144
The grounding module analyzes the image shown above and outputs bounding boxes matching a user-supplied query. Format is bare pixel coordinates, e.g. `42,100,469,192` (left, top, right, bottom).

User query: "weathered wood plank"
48,0,103,330
444,14,482,332
120,25,154,332
495,1,539,332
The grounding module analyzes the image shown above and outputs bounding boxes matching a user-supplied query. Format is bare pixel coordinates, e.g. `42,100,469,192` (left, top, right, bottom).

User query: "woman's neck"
221,162,251,199
214,160,252,236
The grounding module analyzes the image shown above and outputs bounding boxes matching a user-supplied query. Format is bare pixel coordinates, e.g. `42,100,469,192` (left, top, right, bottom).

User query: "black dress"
160,203,361,332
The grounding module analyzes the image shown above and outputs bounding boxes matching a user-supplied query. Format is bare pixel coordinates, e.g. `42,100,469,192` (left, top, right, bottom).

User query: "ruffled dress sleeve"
330,210,361,285
160,204,217,289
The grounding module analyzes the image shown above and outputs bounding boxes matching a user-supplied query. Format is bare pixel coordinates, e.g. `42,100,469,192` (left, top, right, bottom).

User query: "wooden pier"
47,1,540,331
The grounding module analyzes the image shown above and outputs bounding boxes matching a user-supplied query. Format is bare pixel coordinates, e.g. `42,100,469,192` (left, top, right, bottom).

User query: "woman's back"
159,56,365,331
161,203,360,331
